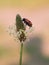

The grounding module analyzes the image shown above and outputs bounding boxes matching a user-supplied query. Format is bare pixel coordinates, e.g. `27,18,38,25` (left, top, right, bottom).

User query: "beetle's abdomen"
22,18,32,27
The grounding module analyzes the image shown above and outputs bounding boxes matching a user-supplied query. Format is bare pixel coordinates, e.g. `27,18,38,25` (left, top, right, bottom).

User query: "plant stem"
19,43,23,65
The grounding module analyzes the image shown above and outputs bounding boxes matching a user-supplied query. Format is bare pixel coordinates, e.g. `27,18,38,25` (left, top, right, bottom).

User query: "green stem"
19,43,23,65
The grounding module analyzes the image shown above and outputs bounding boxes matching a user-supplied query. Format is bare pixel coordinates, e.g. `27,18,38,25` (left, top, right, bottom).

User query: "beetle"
22,18,32,27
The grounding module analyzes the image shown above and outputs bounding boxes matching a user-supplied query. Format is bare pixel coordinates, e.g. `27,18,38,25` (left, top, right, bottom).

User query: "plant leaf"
16,14,26,31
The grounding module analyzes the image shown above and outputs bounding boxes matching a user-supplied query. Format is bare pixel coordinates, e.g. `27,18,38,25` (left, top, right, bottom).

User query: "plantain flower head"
8,14,33,43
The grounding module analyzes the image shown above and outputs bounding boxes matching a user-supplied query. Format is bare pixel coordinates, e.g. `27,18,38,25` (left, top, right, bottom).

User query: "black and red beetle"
22,18,32,27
